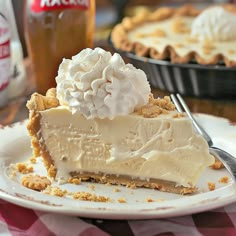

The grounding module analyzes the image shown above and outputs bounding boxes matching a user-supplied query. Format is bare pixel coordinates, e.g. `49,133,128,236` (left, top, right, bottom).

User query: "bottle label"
0,15,11,92
31,0,89,13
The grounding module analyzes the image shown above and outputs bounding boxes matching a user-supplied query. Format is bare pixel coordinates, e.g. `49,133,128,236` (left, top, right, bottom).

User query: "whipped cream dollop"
56,47,151,119
191,6,236,41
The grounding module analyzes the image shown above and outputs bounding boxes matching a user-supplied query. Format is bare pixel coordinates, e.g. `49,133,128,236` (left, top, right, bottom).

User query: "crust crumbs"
44,186,68,197
72,192,110,202
137,95,175,118
68,177,81,185
16,163,34,174
146,197,165,203
218,176,229,184
207,182,216,191
146,198,154,202
30,157,37,164
42,185,110,202
22,174,51,191
117,198,127,203
210,159,224,169
173,113,186,118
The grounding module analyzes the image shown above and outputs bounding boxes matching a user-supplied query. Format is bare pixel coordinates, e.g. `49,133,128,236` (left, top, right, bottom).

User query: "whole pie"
111,4,236,67
26,47,214,195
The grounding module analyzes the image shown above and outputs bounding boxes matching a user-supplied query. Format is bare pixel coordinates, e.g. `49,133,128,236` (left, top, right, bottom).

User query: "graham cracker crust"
26,88,59,178
71,172,197,195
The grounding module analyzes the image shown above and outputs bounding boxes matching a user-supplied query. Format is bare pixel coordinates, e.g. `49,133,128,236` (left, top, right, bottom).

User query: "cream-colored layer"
39,106,214,187
128,16,236,61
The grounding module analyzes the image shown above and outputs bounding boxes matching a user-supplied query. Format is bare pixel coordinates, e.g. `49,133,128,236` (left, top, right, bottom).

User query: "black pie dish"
109,37,236,99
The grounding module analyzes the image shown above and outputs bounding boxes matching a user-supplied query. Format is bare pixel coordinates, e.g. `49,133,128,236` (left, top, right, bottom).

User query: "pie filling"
27,95,214,195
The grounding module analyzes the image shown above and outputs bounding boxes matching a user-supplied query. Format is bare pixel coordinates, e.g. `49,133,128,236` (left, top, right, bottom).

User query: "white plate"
0,114,236,220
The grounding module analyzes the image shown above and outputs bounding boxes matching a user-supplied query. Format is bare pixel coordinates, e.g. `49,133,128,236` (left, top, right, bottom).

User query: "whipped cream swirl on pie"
56,47,151,119
191,6,236,41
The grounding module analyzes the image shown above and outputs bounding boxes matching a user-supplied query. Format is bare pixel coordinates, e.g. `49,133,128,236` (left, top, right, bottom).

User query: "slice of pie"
111,4,236,67
26,48,214,195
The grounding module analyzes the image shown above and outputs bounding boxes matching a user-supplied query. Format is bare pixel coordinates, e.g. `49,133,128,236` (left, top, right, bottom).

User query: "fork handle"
210,147,236,182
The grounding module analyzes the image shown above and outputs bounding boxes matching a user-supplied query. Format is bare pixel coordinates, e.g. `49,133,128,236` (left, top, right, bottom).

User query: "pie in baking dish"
111,4,236,67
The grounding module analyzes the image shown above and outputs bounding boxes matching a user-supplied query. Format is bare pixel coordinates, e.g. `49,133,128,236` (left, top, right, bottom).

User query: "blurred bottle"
24,0,95,95
6,0,26,100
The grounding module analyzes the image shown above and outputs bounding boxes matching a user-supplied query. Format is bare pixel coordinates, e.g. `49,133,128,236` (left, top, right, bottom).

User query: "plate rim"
0,116,236,219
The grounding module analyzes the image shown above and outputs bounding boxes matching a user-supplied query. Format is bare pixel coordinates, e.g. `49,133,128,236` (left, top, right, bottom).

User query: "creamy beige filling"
127,16,236,61
39,106,214,187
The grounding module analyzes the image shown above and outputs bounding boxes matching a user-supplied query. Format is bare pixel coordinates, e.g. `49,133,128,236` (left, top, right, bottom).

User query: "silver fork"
170,93,236,183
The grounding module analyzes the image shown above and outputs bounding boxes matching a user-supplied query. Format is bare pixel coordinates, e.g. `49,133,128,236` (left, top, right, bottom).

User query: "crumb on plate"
72,191,110,202
218,176,229,184
21,174,51,191
16,162,34,174
117,198,127,203
207,182,216,191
